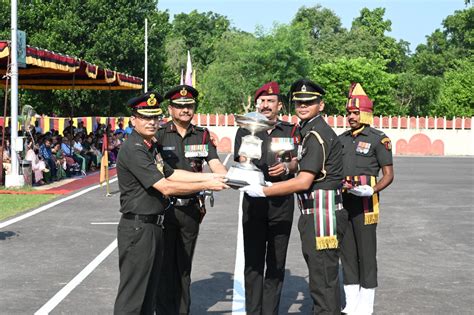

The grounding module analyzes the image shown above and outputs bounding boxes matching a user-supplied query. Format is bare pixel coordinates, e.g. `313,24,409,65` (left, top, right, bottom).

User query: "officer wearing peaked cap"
114,91,228,315
155,84,228,315
240,78,349,314
235,81,301,315
339,83,394,315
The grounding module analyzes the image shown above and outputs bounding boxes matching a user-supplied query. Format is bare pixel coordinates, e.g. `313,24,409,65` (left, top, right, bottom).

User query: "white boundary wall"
206,126,474,156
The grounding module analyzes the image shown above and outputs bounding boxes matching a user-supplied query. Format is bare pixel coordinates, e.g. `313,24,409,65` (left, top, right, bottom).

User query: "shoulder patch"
381,137,392,151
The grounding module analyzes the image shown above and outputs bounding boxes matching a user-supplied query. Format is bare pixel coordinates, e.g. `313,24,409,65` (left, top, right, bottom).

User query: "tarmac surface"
1,156,473,314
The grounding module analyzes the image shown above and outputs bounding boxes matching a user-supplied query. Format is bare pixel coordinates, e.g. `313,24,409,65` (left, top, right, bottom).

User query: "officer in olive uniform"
339,83,394,315
114,91,228,315
155,85,227,315
241,79,348,315
234,81,301,315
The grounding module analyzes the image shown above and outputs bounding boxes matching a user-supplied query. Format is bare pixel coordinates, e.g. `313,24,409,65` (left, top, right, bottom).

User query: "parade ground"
1,156,473,314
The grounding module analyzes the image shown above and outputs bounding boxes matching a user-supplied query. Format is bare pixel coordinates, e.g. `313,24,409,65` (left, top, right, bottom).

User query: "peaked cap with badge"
164,84,199,108
254,81,280,103
289,78,325,102
127,91,164,117
346,83,373,125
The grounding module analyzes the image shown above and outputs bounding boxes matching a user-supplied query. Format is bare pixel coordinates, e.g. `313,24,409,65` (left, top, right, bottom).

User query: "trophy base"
225,165,265,188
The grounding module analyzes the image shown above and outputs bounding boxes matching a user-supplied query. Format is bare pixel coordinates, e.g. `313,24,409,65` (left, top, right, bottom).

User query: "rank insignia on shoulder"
356,141,371,154
381,137,392,151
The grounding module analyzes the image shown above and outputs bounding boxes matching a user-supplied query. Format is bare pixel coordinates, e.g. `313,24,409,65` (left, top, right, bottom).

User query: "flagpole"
105,162,111,197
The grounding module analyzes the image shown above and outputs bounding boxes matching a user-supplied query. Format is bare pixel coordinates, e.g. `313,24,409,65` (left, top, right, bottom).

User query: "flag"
185,50,193,86
99,133,109,185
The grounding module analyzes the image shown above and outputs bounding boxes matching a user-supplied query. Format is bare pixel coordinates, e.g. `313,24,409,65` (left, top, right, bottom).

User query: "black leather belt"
174,197,198,207
122,213,165,225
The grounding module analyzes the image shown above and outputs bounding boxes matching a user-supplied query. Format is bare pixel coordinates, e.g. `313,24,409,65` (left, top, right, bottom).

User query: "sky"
157,0,468,52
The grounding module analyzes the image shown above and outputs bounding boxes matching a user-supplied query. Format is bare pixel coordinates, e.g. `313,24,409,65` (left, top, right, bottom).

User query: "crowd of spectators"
0,119,133,186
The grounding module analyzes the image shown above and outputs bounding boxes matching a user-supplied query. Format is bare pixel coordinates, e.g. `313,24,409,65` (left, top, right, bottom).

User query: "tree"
394,73,443,116
350,7,409,72
292,5,344,41
199,24,312,113
310,57,397,115
171,10,231,70
432,59,474,117
411,6,473,76
0,0,171,116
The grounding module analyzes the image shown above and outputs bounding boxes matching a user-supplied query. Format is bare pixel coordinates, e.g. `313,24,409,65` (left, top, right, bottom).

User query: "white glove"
239,185,266,197
348,185,374,197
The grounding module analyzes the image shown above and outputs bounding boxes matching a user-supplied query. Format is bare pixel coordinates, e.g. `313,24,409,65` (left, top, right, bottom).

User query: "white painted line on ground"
0,178,118,229
34,239,118,315
223,153,232,167
90,222,118,225
231,192,246,314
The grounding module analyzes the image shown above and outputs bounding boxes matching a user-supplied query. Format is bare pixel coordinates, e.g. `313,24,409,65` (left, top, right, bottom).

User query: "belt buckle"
175,198,189,206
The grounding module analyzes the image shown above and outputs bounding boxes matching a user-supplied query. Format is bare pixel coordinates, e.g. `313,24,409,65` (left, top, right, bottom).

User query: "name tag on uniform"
356,141,371,154
184,144,208,158
163,146,175,151
270,137,295,152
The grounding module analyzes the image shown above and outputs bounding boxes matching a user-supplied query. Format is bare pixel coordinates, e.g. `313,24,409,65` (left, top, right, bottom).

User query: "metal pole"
144,18,148,93
10,0,19,179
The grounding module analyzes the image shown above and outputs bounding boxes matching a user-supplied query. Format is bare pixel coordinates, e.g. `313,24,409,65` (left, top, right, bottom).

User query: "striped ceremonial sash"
298,189,343,250
345,175,379,225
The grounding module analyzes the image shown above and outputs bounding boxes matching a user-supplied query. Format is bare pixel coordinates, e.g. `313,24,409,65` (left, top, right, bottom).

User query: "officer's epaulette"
341,130,352,137
367,126,386,138
194,125,207,132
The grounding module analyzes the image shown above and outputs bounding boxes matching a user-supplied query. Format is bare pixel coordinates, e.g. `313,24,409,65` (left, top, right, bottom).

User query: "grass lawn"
0,194,57,221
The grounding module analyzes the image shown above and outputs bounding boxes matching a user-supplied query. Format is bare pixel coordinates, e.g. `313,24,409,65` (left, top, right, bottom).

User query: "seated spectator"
115,122,125,135
76,121,87,136
72,135,89,176
124,121,133,135
1,141,11,176
82,135,100,171
51,143,67,180
25,141,48,186
61,137,81,176
39,138,57,182
107,135,119,166
63,120,76,136
34,120,43,134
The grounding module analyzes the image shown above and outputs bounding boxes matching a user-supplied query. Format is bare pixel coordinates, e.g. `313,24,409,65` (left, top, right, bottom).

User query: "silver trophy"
226,112,276,187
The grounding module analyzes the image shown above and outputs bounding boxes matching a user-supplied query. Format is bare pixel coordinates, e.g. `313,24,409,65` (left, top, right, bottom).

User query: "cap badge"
268,86,273,94
301,85,307,92
180,87,187,96
147,94,157,106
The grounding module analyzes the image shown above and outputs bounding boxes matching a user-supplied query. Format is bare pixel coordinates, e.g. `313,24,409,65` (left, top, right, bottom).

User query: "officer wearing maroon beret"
114,91,228,315
339,83,394,315
155,85,227,315
241,78,349,315
234,81,301,315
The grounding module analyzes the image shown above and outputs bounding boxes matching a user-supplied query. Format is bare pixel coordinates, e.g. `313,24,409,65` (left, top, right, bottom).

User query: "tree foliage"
0,2,472,117
310,58,396,116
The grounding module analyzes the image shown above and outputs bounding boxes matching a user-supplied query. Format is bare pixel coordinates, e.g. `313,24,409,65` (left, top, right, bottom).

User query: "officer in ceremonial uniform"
339,83,394,315
114,91,228,315
155,85,227,315
241,79,348,315
234,81,301,315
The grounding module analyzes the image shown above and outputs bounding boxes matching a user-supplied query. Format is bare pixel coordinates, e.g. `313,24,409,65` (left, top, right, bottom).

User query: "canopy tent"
0,40,143,90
